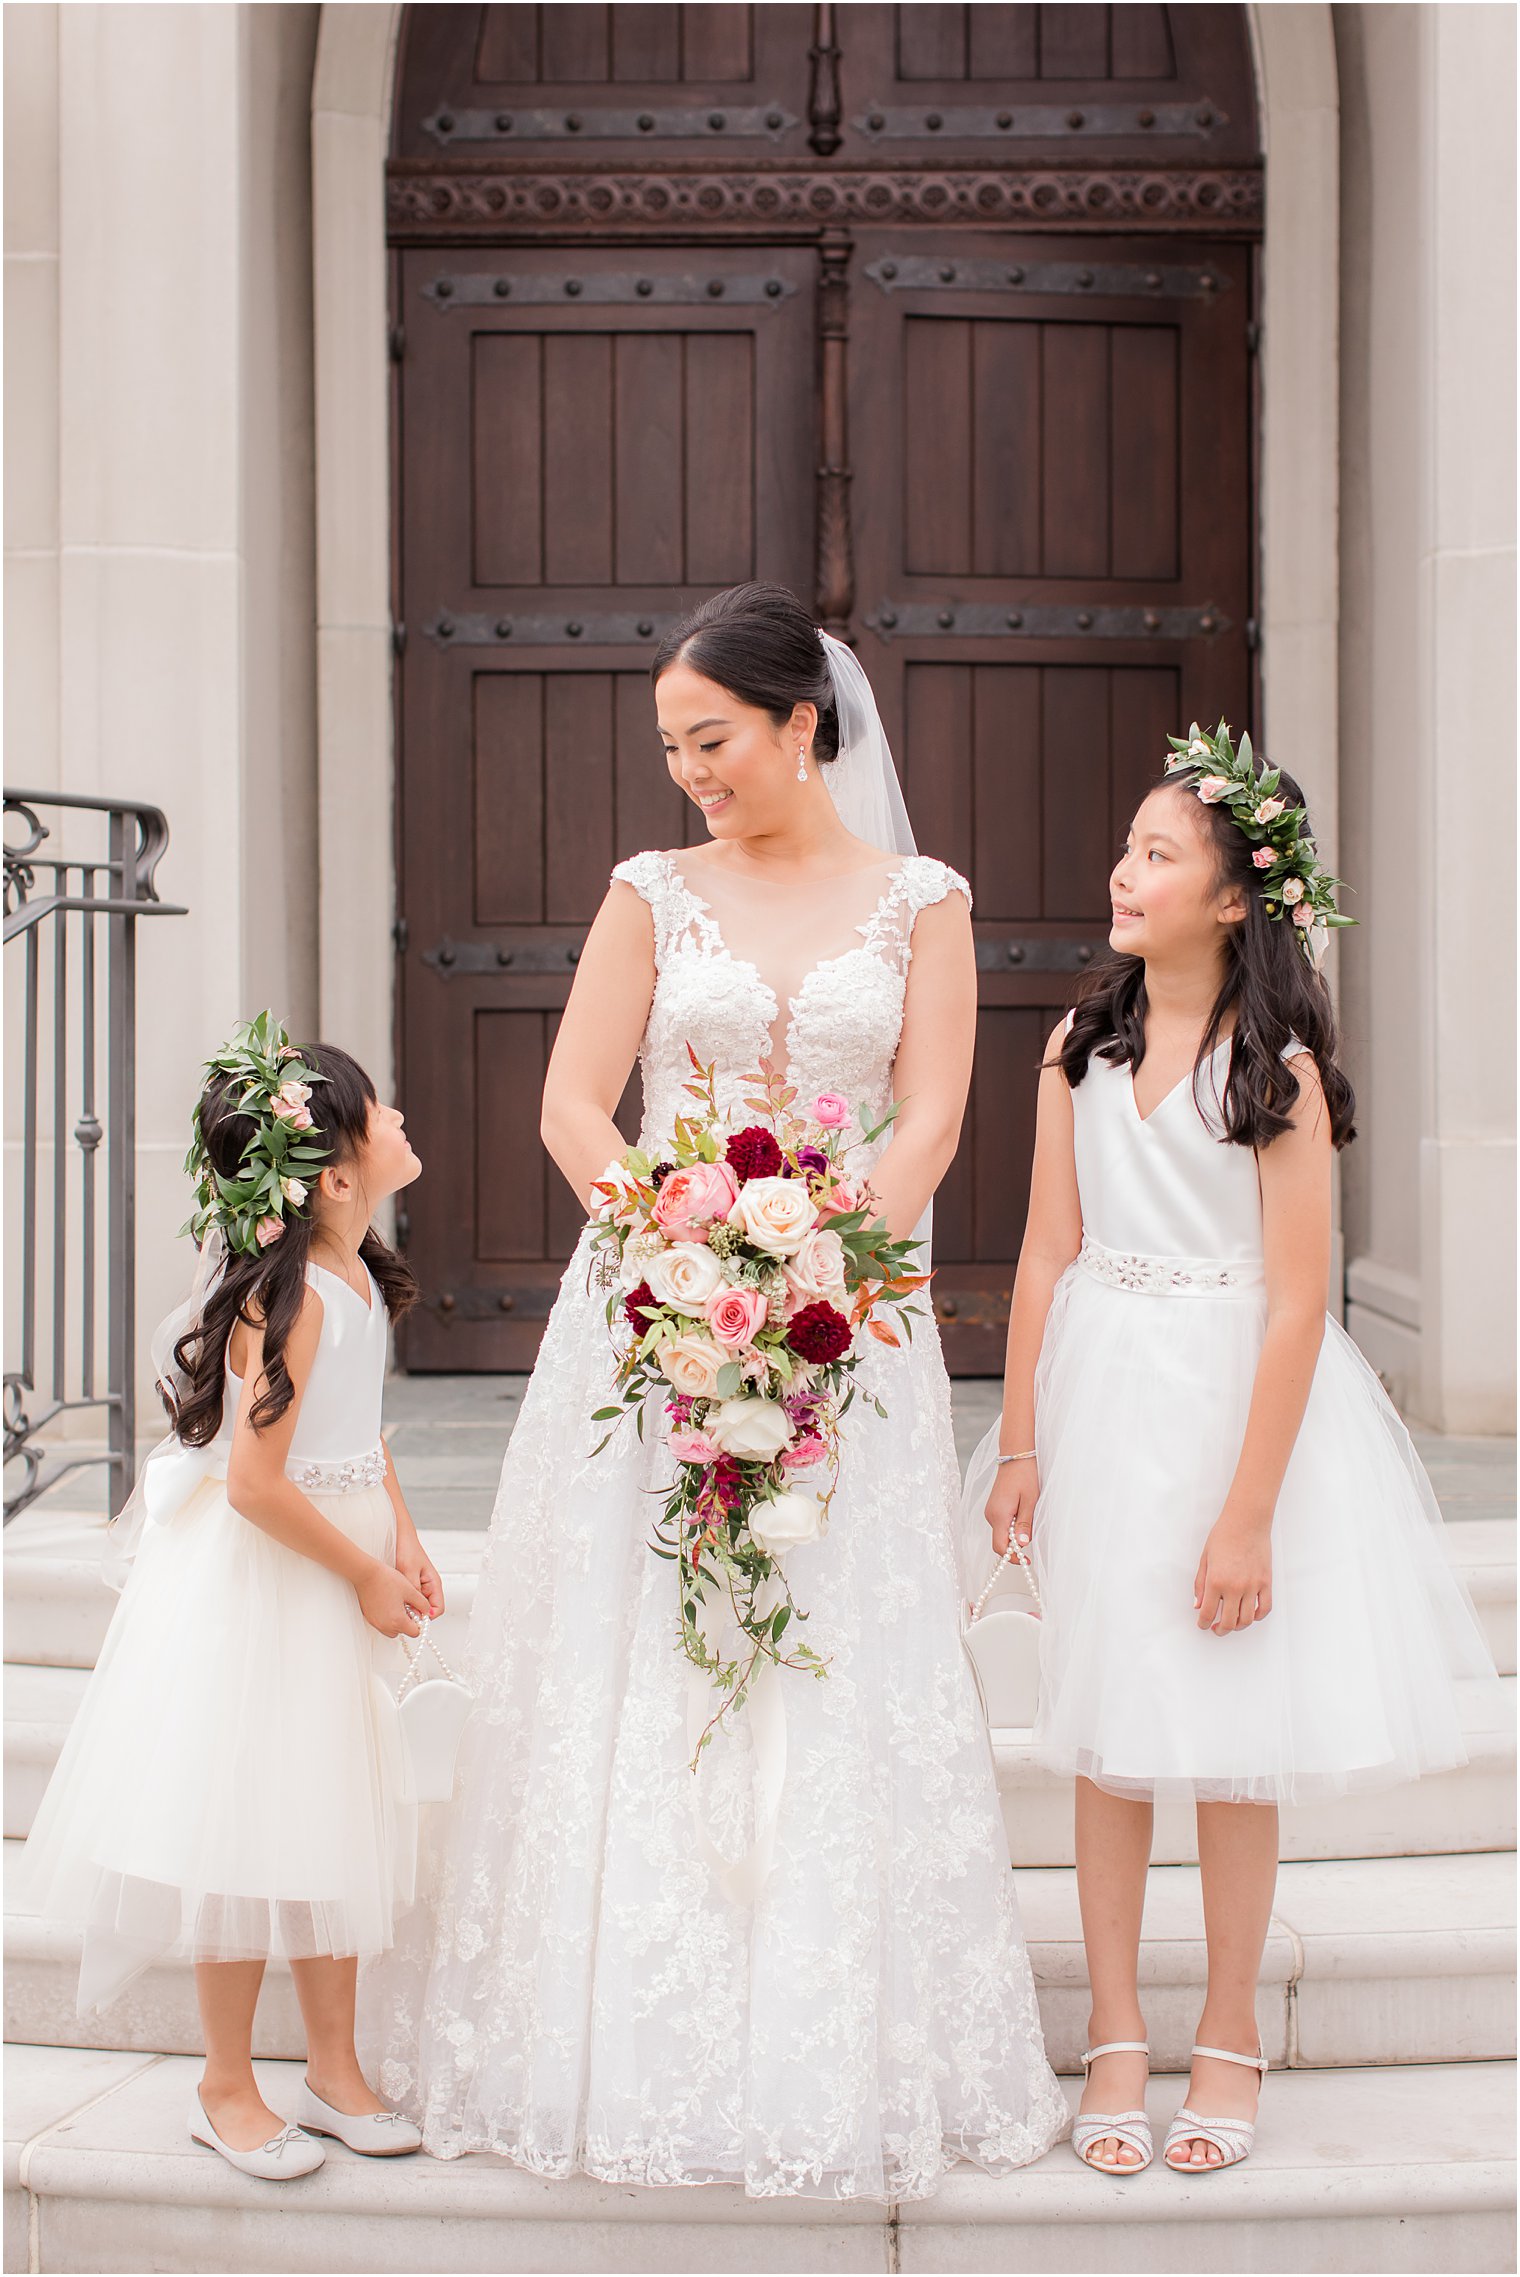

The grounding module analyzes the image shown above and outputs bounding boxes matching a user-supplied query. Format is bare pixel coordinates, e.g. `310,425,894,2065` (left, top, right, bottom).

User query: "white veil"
815,631,937,1259
818,632,916,858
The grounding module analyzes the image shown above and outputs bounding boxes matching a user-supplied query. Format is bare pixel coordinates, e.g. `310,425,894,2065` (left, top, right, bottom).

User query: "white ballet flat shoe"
1070,2040,1153,2175
1164,2043,1269,2172
189,2093,325,2180
295,2079,423,2156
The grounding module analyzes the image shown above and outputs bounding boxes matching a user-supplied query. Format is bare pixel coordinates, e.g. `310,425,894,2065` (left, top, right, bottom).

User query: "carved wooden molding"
386,164,1264,239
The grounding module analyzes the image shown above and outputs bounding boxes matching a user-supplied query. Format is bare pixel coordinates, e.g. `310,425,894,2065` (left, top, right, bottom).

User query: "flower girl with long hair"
18,1017,436,2177
975,728,1497,2179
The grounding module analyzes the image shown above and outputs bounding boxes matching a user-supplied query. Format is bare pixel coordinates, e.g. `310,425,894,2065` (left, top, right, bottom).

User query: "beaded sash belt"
286,1446,388,1493
1076,1234,1261,1297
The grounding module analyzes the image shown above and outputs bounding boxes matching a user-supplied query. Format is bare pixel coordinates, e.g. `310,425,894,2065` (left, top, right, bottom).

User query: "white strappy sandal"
1070,2040,1153,2174
1164,2043,1269,2172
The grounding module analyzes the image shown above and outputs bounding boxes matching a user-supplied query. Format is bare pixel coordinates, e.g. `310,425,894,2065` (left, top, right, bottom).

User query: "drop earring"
796,747,808,782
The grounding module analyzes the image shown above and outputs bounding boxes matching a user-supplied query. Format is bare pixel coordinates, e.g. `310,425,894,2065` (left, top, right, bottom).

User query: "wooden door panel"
396,240,814,1365
390,3,1260,1374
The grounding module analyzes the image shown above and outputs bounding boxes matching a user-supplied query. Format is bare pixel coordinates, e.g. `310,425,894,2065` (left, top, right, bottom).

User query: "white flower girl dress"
18,1261,414,2008
964,1031,1500,1804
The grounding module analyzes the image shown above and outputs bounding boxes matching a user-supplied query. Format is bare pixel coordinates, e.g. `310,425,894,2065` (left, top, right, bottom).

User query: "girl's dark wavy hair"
1061,765,1357,1151
168,1043,417,1444
651,581,840,761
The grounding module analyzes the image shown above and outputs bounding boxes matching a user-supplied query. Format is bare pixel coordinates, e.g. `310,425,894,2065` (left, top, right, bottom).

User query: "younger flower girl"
18,1017,438,2178
976,728,1497,2179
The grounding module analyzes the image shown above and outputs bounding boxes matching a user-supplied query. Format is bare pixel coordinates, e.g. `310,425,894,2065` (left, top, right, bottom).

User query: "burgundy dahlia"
786,1301,852,1366
625,1281,659,1333
725,1125,783,1182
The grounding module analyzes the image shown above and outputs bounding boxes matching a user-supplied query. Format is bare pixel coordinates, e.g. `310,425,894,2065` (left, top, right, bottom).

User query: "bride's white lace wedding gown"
359,849,1068,2200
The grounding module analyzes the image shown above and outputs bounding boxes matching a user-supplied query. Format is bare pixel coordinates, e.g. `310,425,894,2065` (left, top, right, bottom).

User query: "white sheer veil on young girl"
816,631,917,859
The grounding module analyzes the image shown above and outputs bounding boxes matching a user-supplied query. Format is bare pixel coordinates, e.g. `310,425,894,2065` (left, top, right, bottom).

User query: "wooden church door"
388,3,1262,1370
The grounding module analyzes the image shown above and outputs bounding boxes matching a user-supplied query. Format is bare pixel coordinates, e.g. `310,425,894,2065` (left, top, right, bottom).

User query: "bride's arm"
865,892,978,1240
540,882,656,1206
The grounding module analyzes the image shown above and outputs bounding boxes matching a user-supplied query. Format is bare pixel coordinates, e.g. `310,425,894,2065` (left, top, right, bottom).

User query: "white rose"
750,1489,826,1556
782,1226,848,1308
658,1332,725,1400
645,1241,724,1311
1281,875,1306,905
705,1395,793,1460
280,1177,307,1207
617,1229,664,1292
728,1176,815,1257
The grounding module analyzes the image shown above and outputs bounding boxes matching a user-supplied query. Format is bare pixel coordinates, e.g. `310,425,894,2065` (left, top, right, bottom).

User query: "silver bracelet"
996,1447,1037,1466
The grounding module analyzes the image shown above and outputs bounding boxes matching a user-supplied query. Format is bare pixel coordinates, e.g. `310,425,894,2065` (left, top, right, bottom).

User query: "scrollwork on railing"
3,789,187,1524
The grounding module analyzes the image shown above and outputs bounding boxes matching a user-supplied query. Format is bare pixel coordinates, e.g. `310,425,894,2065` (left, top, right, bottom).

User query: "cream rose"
280,1177,307,1207
750,1489,826,1555
645,1241,724,1311
728,1176,815,1257
705,1395,792,1460
657,1331,725,1400
1253,796,1286,825
1195,775,1233,804
1281,875,1306,905
783,1226,848,1309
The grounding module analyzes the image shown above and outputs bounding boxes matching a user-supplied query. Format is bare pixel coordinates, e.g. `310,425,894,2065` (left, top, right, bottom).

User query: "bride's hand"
985,1457,1039,1559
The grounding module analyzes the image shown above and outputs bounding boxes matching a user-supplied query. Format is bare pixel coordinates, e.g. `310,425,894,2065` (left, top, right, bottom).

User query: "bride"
360,581,1068,2199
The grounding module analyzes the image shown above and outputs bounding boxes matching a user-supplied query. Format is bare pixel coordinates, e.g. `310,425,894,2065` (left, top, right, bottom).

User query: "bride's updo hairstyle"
651,582,839,762
169,1044,417,1445
1062,763,1357,1152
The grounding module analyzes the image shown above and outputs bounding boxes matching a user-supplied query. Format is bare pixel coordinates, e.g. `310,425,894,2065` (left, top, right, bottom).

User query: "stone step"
8,1513,1512,1677
6,1841,1511,2075
5,2046,1513,2274
6,1519,1513,1864
8,1660,1510,1865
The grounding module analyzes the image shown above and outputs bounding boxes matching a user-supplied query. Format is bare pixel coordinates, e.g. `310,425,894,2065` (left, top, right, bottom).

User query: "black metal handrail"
4,790,187,1520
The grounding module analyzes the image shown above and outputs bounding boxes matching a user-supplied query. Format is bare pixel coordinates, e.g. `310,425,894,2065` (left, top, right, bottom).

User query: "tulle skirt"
967,1265,1500,1806
16,1476,415,2010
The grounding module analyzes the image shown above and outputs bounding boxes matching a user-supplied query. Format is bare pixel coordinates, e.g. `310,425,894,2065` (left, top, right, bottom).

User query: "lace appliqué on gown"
357,849,1069,2201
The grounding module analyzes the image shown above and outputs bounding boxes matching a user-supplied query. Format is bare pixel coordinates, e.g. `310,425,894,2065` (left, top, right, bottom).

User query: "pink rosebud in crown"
1253,796,1287,825
271,1079,315,1130
255,1215,284,1248
1292,901,1315,929
1252,848,1275,870
1195,776,1233,804
1281,876,1306,905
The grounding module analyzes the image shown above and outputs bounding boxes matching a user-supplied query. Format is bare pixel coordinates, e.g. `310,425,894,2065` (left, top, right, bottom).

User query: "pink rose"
652,1161,740,1242
669,1428,720,1465
707,1285,770,1350
1281,876,1306,905
813,1092,850,1129
821,1178,862,1218
1292,902,1315,929
1252,848,1274,870
254,1215,284,1248
1253,797,1286,825
1195,776,1233,804
783,1226,848,1310
781,1432,828,1472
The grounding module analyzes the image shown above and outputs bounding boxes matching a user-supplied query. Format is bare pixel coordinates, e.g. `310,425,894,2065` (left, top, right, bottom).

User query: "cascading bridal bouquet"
588,1050,928,1757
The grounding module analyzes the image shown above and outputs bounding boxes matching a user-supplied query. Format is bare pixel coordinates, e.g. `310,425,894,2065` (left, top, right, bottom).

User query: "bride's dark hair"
168,1043,417,1446
1062,765,1357,1151
651,582,840,761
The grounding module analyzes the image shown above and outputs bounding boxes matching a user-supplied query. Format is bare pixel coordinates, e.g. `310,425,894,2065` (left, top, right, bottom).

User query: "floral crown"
182,1010,331,1258
1163,721,1352,965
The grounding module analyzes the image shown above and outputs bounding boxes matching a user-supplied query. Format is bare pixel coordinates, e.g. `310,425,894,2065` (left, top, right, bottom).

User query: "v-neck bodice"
612,849,970,1163
1071,1029,1310,1266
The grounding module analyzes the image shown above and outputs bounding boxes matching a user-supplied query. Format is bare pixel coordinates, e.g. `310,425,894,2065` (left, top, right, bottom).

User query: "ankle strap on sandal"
1082,2041,1150,2065
1191,2043,1269,2073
